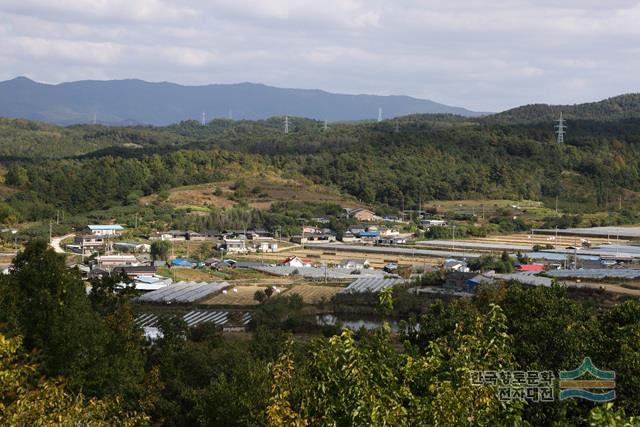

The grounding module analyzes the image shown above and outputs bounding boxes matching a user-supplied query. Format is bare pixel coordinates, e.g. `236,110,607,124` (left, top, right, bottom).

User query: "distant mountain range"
0,77,486,125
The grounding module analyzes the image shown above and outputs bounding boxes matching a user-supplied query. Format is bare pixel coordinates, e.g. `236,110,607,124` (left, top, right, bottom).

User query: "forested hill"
488,94,640,124
0,76,485,125
3,113,640,222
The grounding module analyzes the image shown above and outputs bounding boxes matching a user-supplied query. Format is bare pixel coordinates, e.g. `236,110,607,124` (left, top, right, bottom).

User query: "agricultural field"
156,266,219,282
201,285,286,306
283,284,343,304
463,232,630,247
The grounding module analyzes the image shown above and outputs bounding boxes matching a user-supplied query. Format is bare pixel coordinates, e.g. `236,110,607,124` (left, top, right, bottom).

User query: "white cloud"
0,0,639,111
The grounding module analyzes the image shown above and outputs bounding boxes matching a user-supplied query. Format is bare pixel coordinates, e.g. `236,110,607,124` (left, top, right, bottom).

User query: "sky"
1,0,639,112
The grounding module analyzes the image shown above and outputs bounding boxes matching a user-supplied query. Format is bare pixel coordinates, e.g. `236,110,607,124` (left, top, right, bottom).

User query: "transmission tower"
377,107,382,122
284,116,289,134
555,112,567,143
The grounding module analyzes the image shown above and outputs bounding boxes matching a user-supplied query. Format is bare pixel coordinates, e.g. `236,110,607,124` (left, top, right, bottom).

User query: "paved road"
50,233,75,254
417,240,532,251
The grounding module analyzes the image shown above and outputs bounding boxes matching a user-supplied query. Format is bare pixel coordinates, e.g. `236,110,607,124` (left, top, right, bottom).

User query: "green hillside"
488,93,640,124
2,110,640,224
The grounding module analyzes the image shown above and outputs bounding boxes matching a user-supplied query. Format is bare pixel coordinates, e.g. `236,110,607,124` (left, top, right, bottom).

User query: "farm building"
171,258,195,268
97,255,140,268
133,275,172,291
136,281,230,304
343,208,381,222
339,277,406,294
113,242,150,253
339,259,370,270
113,265,156,279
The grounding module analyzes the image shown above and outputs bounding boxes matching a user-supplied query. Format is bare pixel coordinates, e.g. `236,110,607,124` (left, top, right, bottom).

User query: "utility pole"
555,196,559,215
531,228,535,246
452,225,456,251
324,262,327,284
49,221,52,244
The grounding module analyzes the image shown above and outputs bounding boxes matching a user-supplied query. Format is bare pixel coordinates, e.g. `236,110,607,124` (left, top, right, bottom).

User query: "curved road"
50,233,75,254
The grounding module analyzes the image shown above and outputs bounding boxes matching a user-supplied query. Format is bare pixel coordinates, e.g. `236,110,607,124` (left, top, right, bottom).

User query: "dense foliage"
4,112,640,223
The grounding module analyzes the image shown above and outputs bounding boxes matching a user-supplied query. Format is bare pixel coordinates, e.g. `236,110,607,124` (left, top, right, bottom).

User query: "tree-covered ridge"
0,118,190,158
5,149,280,216
488,93,640,124
3,113,640,220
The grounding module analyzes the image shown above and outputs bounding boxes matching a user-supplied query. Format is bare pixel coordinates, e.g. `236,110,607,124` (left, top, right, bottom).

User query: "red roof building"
516,264,545,272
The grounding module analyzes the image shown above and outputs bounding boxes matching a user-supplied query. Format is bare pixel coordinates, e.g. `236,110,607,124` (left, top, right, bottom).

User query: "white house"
86,224,125,236
443,259,469,272
223,239,247,254
281,256,312,268
421,219,447,227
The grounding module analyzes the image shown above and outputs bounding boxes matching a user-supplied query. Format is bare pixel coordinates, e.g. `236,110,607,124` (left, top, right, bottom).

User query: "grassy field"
139,172,359,211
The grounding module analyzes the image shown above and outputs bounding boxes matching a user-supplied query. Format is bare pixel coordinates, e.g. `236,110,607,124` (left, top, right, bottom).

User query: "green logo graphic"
559,357,615,402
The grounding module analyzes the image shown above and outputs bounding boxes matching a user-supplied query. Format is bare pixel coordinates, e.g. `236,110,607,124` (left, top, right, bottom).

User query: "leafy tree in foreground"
0,240,152,406
267,297,526,426
0,333,149,426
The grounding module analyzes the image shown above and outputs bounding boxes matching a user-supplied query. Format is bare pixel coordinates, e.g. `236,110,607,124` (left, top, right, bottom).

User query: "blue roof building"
171,258,195,268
